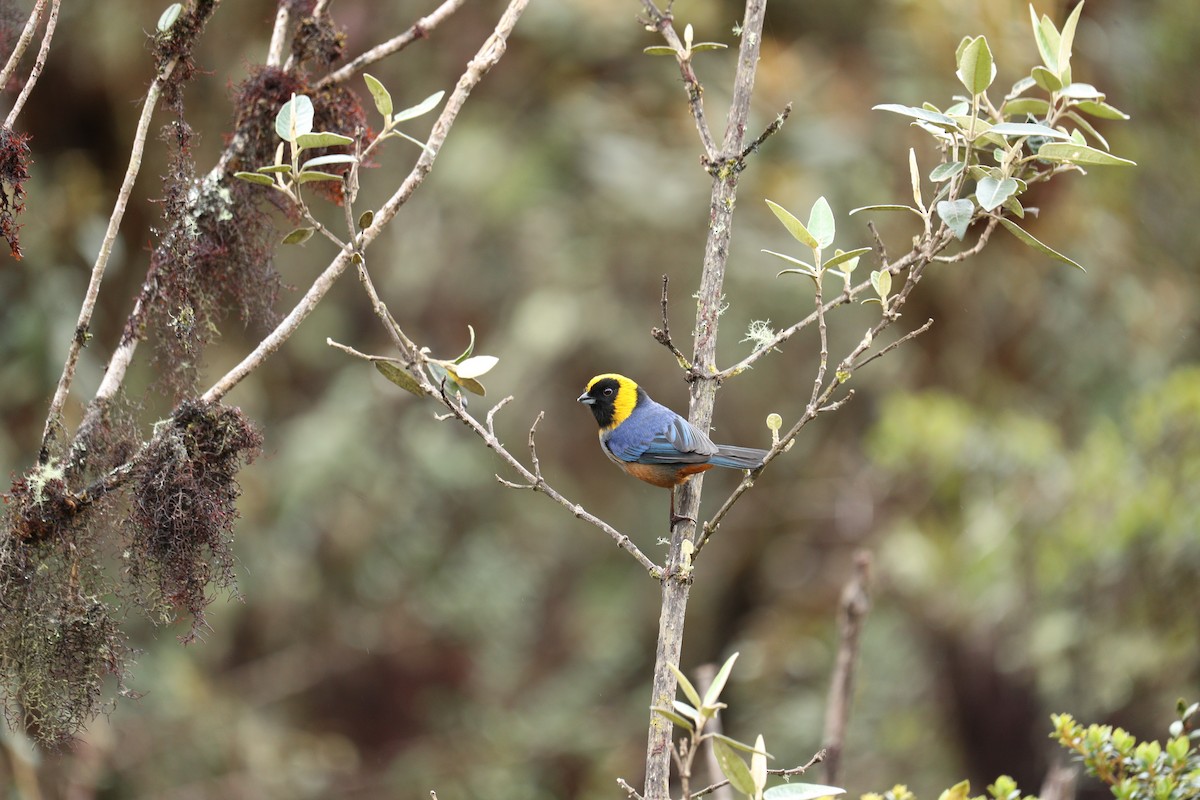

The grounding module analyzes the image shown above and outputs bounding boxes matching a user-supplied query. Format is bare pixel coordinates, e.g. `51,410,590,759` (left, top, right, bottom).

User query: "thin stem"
0,0,46,95
652,275,691,370
39,58,179,462
317,0,467,89
639,1,718,162
3,0,59,128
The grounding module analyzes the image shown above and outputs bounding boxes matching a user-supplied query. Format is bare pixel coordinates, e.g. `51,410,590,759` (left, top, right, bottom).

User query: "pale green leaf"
808,196,835,248
1074,99,1129,120
751,735,768,796
762,250,815,271
255,164,293,174
712,740,756,797
1065,111,1110,150
989,121,1069,139
1030,7,1061,72
690,42,728,52
295,131,355,150
358,209,375,229
763,783,848,799
710,733,774,758
1057,1,1085,83
375,362,425,396
765,200,819,249
997,217,1085,270
1002,97,1051,116
233,171,276,186
651,706,695,731
393,90,446,124
296,170,345,183
956,35,995,95
157,2,183,32
872,103,957,128
871,269,892,302
643,46,679,56
363,73,393,118
454,325,477,363
975,176,1019,212
301,154,356,170
1031,66,1062,93
276,94,314,141
702,652,740,709
1035,142,1136,166
929,161,965,182
936,198,975,239
672,700,702,724
668,663,704,710
822,247,872,270
282,227,314,245
850,204,922,217
1059,82,1102,99
908,148,923,209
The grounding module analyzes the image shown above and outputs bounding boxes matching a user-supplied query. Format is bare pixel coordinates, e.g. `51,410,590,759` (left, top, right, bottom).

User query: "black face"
580,377,620,428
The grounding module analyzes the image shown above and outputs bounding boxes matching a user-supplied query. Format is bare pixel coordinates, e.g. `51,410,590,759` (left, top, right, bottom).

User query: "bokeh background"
2,0,1198,797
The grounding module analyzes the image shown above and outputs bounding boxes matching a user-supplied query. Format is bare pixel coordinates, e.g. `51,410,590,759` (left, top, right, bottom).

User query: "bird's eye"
603,387,614,396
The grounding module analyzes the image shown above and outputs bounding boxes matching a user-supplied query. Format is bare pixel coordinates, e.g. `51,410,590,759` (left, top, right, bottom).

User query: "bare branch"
639,1,718,161
3,0,59,128
40,55,181,461
855,317,934,370
652,275,692,370
737,103,791,163
0,0,46,94
317,0,467,89
265,3,290,67
822,550,872,784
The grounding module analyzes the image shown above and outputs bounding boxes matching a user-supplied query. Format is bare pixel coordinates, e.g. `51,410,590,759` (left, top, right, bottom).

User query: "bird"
577,373,768,526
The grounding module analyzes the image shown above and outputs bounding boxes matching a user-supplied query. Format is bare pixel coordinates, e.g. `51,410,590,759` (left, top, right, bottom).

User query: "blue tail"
709,445,768,470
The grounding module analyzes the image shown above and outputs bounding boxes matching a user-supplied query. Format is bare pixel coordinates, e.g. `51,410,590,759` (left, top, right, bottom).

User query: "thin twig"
0,0,46,94
821,550,872,784
639,1,718,162
201,0,530,405
617,778,644,799
738,103,791,162
3,0,59,128
39,57,180,461
317,0,467,89
854,317,934,370
652,275,692,370
932,215,999,262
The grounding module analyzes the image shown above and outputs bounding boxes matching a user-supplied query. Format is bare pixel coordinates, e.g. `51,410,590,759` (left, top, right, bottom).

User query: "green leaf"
936,198,975,240
989,121,1069,139
850,204,922,217
938,779,972,800
763,250,815,273
458,376,486,396
1002,97,1051,116
282,227,314,245
301,154,356,170
157,2,183,32
822,247,872,271
909,148,923,209
1035,142,1136,166
375,362,425,396
870,269,892,303
1074,99,1129,120
1030,7,1061,72
1059,82,1102,99
255,164,293,174
702,652,739,709
295,131,355,150
710,733,774,758
672,700,702,724
643,46,679,56
393,90,446,124
997,217,1085,270
690,42,728,52
765,200,819,249
233,171,276,186
808,196,835,248
975,176,1019,212
1005,75,1037,99
929,161,965,182
763,783,848,799
1031,66,1062,93
363,73,393,118
712,739,756,797
1057,1,1085,83
297,170,345,183
956,35,995,95
276,94,314,142
872,104,957,128
650,705,695,731
358,210,375,229
454,355,498,380
1065,111,1110,150
668,663,704,710
751,735,768,796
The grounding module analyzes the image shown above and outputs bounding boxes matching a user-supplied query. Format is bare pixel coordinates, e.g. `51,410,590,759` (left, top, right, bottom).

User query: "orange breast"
619,461,715,488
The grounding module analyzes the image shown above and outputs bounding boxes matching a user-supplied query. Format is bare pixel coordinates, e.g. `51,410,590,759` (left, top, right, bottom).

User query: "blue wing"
605,402,718,465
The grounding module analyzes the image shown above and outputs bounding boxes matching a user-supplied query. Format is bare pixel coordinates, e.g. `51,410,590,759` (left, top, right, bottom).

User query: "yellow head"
577,373,641,430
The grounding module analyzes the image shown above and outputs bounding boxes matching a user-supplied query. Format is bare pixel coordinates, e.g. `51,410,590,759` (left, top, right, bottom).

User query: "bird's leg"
669,486,695,528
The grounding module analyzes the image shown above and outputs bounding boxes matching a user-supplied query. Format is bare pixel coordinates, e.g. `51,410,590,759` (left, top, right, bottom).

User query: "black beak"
577,392,594,405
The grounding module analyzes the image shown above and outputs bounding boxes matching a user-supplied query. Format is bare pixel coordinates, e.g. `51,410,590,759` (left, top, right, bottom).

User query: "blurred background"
1,0,1198,797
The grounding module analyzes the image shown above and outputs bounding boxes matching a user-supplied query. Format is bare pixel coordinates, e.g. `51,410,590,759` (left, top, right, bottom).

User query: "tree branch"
652,275,691,370
3,0,59,128
0,0,46,95
821,550,872,784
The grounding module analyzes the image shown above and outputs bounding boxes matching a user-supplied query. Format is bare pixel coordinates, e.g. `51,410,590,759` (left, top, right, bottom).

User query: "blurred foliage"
0,0,1196,798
